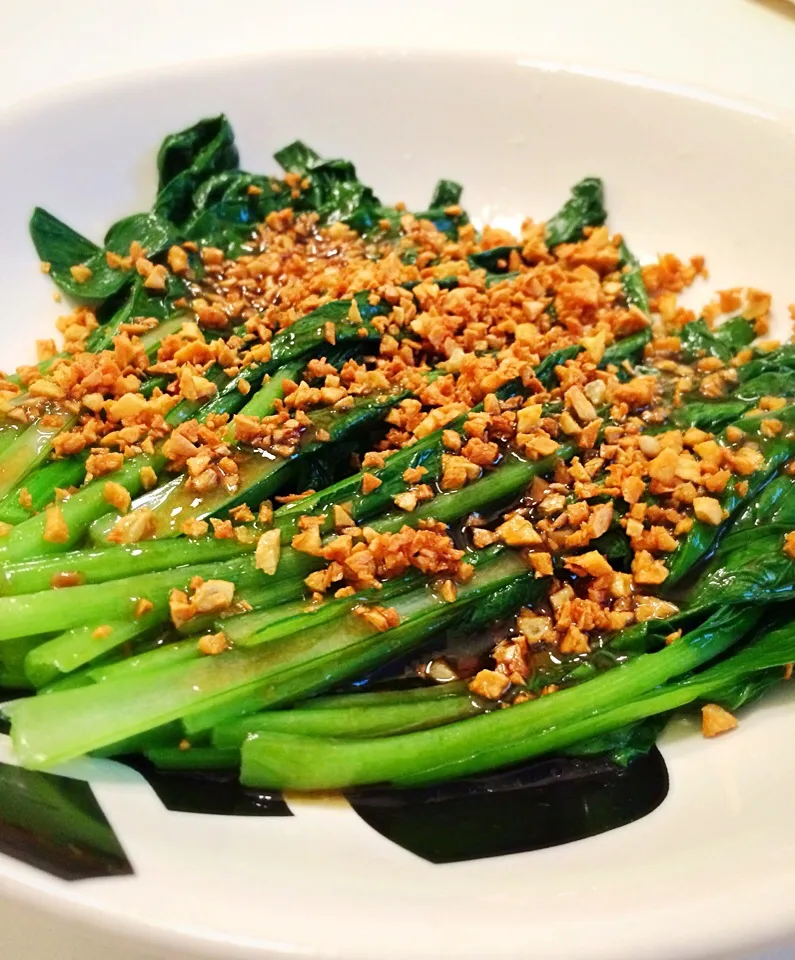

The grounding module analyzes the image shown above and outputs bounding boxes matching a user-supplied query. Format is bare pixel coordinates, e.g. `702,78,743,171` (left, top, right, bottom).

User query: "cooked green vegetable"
239,606,762,790
212,692,490,748
544,177,606,248
2,116,794,806
5,550,539,766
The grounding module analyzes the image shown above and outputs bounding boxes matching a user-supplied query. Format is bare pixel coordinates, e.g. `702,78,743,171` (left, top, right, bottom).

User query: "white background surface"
1,2,795,958
2,0,795,115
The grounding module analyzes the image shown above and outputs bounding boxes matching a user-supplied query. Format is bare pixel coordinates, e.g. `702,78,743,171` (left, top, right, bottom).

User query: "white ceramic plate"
1,50,795,960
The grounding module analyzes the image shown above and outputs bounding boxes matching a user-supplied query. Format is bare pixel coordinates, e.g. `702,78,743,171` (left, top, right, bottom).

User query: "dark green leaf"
535,345,582,387
29,207,97,265
714,316,756,352
451,575,547,634
734,371,795,403
155,116,239,225
601,329,650,367
670,399,751,430
345,205,400,237
127,271,190,320
30,208,179,301
157,115,238,189
738,344,795,383
29,208,126,300
468,246,520,272
103,212,176,255
182,171,285,254
272,144,389,228
666,405,795,586
190,171,249,212
429,179,463,208
611,504,795,651
687,529,795,610
731,474,795,533
412,205,468,239
680,317,755,365
484,269,520,288
274,154,378,225
564,714,671,766
589,528,633,569
545,177,606,248
705,669,782,712
618,239,650,314
273,141,321,175
315,178,378,224
683,613,795,696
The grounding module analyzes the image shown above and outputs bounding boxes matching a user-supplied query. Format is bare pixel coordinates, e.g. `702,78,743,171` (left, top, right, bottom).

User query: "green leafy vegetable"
156,115,239,225
545,177,606,248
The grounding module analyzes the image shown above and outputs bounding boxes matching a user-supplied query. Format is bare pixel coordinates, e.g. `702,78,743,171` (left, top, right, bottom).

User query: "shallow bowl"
0,49,794,960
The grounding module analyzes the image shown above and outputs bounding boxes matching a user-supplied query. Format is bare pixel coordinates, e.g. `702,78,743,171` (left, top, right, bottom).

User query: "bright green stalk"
369,450,572,535
228,358,305,427
0,634,46,689
212,693,490,749
0,454,90,525
23,614,161,688
238,605,759,790
0,313,190,510
1,313,185,414
198,293,385,413
0,536,254,597
4,550,535,767
176,566,317,637
38,668,98,695
182,555,543,736
0,554,260,641
88,637,201,683
89,384,409,544
7,579,446,763
244,625,788,791
667,407,795,585
267,335,642,545
220,570,424,647
302,681,469,710
405,612,795,781
0,412,78,501
617,238,650,314
0,423,23,456
145,746,239,771
137,312,191,350
0,450,166,564
0,300,386,562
